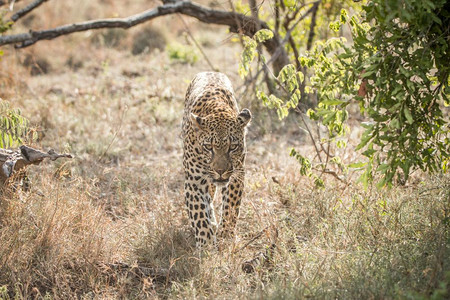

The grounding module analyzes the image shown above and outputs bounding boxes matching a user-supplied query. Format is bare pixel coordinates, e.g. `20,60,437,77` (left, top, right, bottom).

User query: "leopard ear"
190,113,206,131
237,108,252,127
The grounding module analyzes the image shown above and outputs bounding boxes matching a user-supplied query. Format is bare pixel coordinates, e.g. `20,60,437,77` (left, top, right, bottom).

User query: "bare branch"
0,0,289,72
297,110,323,163
312,167,346,183
306,1,320,51
249,0,260,23
10,0,48,22
242,0,322,84
0,145,72,185
177,14,217,71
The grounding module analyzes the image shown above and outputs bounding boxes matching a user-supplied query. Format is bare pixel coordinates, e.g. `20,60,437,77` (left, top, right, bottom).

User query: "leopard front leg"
218,174,244,238
184,174,217,248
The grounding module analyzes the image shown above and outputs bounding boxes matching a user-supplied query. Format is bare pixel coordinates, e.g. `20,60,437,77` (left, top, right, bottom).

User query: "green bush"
240,0,449,187
0,100,32,149
167,42,199,65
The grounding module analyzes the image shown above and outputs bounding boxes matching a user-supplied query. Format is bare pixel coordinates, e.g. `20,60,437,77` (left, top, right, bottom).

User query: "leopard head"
190,109,251,186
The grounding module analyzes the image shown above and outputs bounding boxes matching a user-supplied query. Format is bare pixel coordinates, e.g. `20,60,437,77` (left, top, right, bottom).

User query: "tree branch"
10,0,48,22
306,1,320,51
240,1,321,88
0,0,289,73
0,145,72,186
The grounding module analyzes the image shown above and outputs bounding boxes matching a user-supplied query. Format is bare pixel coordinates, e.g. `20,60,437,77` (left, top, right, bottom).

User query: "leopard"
181,72,252,248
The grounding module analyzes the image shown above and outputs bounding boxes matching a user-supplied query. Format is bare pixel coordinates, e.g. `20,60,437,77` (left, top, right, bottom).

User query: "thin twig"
233,225,270,254
177,14,217,71
296,109,323,163
283,1,320,69
312,167,346,182
98,105,127,161
287,35,301,69
273,0,281,35
282,1,318,29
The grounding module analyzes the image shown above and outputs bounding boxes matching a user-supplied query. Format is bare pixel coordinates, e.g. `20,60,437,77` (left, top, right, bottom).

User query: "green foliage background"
240,0,449,187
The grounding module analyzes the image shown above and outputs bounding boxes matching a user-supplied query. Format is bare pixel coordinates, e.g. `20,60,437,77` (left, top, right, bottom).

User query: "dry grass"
1,1,449,299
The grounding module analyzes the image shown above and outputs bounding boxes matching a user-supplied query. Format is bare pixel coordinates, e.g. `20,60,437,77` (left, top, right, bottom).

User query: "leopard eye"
203,143,213,152
229,143,239,152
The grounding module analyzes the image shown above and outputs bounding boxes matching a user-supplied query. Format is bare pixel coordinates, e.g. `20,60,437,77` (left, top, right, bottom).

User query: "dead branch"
0,0,289,73
10,0,48,22
0,145,72,185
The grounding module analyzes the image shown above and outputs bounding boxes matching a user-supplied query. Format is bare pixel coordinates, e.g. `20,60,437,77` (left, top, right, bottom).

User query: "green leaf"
278,64,296,83
348,162,368,168
399,65,410,77
403,107,414,124
238,36,257,78
337,53,354,59
336,140,347,148
361,122,374,129
390,118,400,129
340,9,348,24
361,70,376,78
296,71,304,83
376,163,390,173
254,29,274,43
356,132,373,151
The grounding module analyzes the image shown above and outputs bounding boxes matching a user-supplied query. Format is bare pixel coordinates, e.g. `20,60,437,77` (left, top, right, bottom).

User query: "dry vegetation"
1,0,449,299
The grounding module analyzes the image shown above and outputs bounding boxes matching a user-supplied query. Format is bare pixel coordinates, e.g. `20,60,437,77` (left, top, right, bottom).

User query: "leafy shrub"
240,0,449,187
304,0,450,187
167,42,199,65
0,100,32,148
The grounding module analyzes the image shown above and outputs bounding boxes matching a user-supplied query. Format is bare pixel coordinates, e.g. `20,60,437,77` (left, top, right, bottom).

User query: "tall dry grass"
1,0,449,299
1,170,448,298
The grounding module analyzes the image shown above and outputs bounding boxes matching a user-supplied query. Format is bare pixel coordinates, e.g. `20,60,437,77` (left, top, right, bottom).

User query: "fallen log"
0,145,72,187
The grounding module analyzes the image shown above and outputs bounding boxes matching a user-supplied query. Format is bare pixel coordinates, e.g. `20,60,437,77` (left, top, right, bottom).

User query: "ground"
0,0,449,299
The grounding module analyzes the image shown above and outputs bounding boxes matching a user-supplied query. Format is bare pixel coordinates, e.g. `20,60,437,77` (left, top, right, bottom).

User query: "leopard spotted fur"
182,72,251,248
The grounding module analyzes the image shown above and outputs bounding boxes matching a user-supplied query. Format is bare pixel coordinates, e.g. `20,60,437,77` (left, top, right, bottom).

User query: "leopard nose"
216,168,226,176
